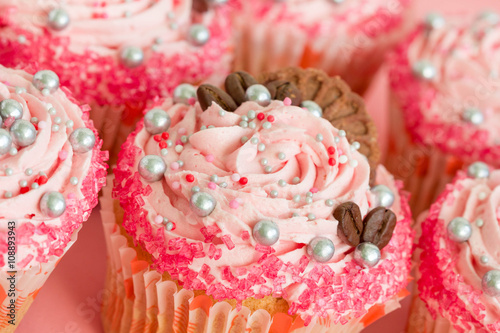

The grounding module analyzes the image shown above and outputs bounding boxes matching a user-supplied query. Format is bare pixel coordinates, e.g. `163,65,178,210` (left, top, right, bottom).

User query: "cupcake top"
114,72,413,323
418,162,500,332
389,12,500,166
0,66,107,270
241,0,410,38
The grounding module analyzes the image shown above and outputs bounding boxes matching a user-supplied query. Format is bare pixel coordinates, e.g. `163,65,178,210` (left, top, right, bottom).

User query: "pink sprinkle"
283,97,292,106
310,187,318,194
175,139,183,146
188,97,196,106
231,173,240,182
58,150,68,161
337,149,343,155
154,215,163,224
178,128,187,135
208,182,217,190
172,181,181,190
205,154,215,163
229,200,239,209
38,121,47,129
170,162,179,170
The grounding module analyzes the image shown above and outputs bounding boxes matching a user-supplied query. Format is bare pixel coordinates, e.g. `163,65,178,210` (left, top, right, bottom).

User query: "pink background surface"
16,0,500,332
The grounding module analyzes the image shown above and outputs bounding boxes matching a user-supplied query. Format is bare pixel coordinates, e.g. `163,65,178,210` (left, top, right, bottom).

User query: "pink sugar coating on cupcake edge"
418,170,500,332
388,25,500,166
112,103,414,324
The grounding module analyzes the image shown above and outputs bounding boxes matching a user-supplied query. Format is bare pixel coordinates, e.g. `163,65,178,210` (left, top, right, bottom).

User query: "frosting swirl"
0,65,107,270
419,169,500,332
114,98,413,321
390,13,500,165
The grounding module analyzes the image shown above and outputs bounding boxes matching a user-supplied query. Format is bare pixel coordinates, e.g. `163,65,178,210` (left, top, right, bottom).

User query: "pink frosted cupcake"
408,162,500,332
386,12,500,215
0,0,233,156
232,0,414,93
0,65,107,330
100,73,414,332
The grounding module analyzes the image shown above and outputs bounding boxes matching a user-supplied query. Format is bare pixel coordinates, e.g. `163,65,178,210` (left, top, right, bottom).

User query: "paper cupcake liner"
100,177,408,333
233,4,414,94
0,229,79,331
385,97,465,216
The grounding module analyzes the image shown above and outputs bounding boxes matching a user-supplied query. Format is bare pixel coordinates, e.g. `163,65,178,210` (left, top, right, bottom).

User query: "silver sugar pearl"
270,190,278,198
462,107,484,125
51,124,59,132
173,83,197,105
4,191,12,198
478,11,500,25
447,217,472,243
305,197,313,204
476,218,484,227
0,99,23,121
31,183,39,189
412,60,437,80
9,147,17,156
66,120,74,128
370,185,395,208
239,121,248,128
301,100,323,118
482,270,500,297
278,179,287,187
316,134,323,142
70,177,78,185
39,191,66,217
307,213,316,221
25,168,33,176
338,130,346,137
325,199,334,207
10,119,36,147
262,121,272,130
207,0,228,5
257,143,266,152
253,220,280,246
0,129,12,154
210,174,218,182
5,168,13,176
190,191,217,217
188,24,211,46
48,8,70,31
307,237,335,263
191,186,200,193
68,128,96,153
424,12,446,30
481,255,489,264
33,70,60,94
293,195,301,203
467,162,490,179
119,46,144,68
144,108,171,134
250,137,259,145
19,180,27,187
138,155,166,182
264,166,273,173
354,242,381,268
260,158,268,166
219,182,228,188
245,84,271,106
278,152,286,160
292,177,300,184
247,110,256,119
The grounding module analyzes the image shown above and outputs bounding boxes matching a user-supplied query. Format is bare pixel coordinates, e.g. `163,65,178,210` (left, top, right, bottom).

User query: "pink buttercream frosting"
418,168,500,332
389,13,500,165
113,98,413,323
0,65,107,270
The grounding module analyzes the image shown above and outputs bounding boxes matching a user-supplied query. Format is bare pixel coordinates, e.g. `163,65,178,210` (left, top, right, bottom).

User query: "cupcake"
0,0,233,156
408,162,500,332
0,65,107,330
101,70,413,332
232,0,414,93
386,12,500,215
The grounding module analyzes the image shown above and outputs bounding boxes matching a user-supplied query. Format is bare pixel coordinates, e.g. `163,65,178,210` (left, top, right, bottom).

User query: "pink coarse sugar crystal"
221,235,235,250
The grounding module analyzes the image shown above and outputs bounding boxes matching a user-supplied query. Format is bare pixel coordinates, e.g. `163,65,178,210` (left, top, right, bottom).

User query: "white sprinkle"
4,191,12,198
5,168,13,176
338,130,346,137
247,110,256,119
278,179,287,187
52,124,60,132
48,107,56,115
241,136,249,144
16,87,26,94
262,122,272,130
219,182,228,188
18,35,26,44
161,148,168,156
31,183,39,189
307,213,316,221
481,255,489,264
260,158,268,166
325,199,334,207
270,190,278,198
70,177,79,185
316,134,323,142
248,121,257,129
165,221,174,231
166,140,174,147
352,141,361,150
476,218,484,227
257,143,266,152
210,175,218,182
219,109,226,117
241,115,248,122
9,148,17,156
478,192,487,200
264,166,273,173
250,137,259,145
334,137,340,143
25,168,33,176
66,120,74,128
278,152,286,160
239,121,248,128
42,88,50,96
292,177,300,184
181,135,188,144
175,145,183,153
19,180,27,187
293,194,301,203
177,160,184,167
305,197,313,204
191,186,200,193
339,155,348,164
54,116,61,124
349,159,359,168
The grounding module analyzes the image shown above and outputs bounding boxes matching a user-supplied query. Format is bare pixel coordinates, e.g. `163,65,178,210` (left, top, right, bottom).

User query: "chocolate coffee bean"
192,0,209,12
361,207,397,249
197,84,237,111
265,80,302,106
225,71,258,105
333,202,363,247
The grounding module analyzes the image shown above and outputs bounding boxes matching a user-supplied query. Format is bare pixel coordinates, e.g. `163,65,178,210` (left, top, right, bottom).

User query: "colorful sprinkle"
229,200,239,209
186,174,195,183
205,154,215,163
207,182,217,190
239,177,248,185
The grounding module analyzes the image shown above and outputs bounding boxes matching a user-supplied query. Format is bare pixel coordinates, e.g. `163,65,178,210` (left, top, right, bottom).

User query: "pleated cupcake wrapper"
100,177,407,333
0,231,79,332
233,6,414,94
